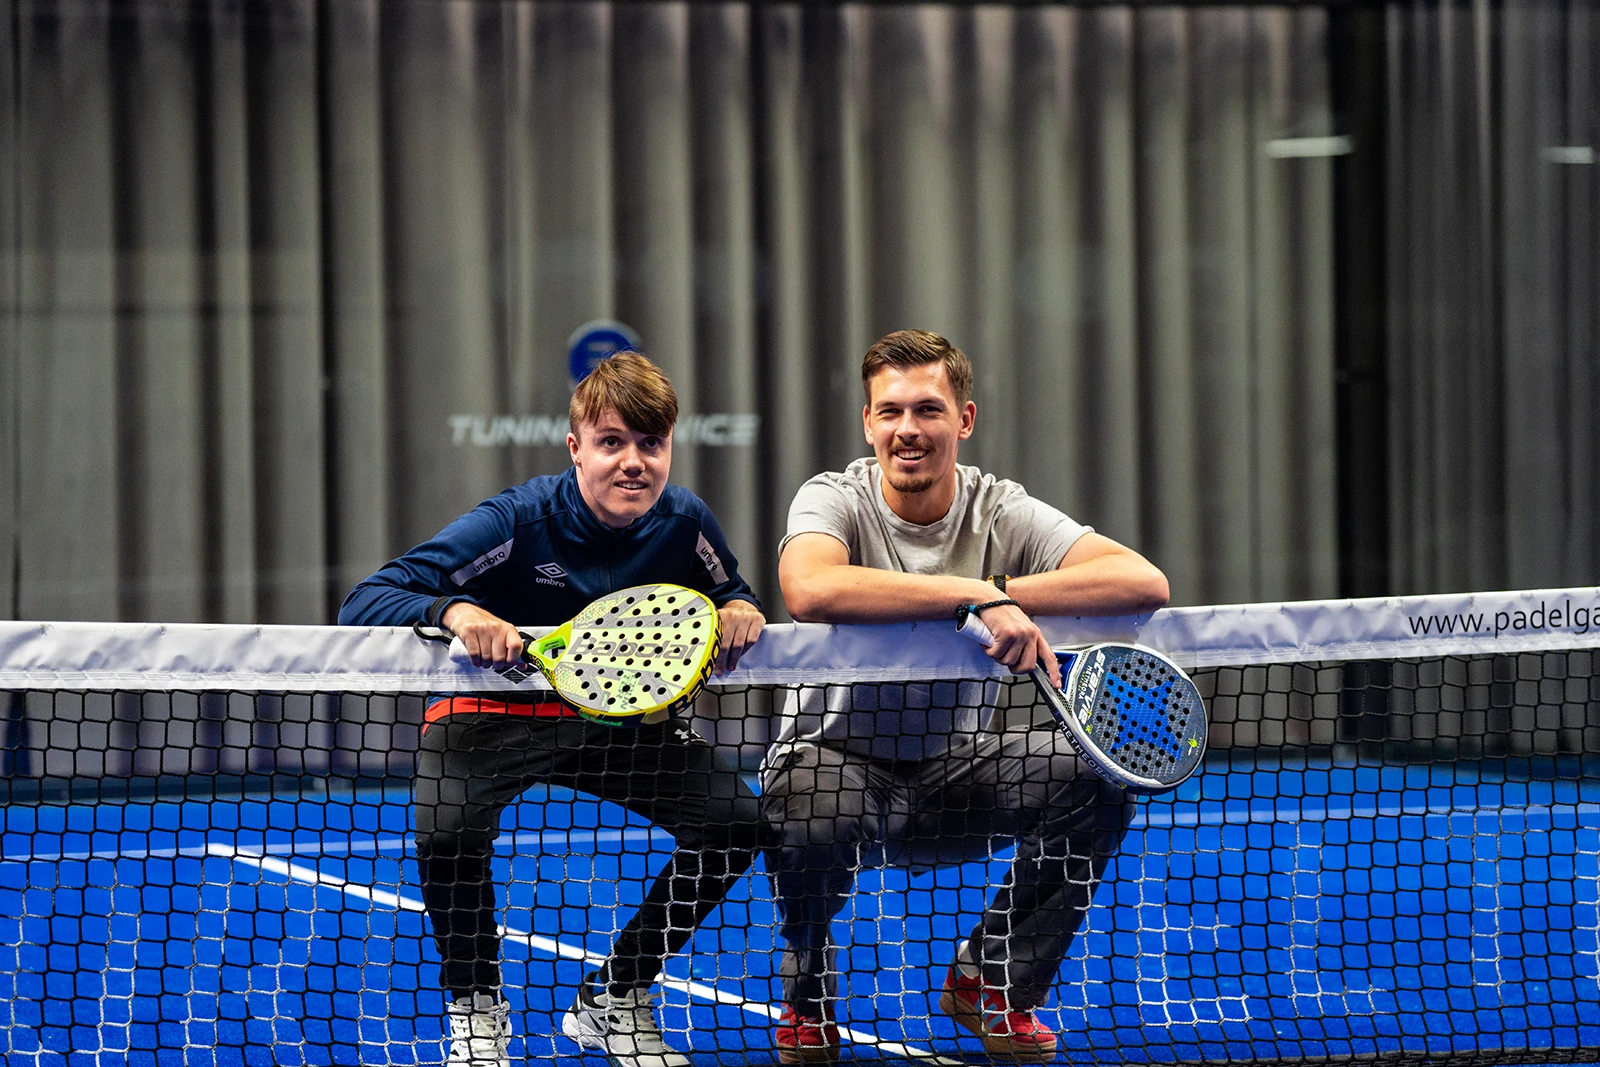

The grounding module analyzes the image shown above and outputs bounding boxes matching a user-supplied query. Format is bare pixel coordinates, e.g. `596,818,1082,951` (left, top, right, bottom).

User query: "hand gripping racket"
415,583,722,727
956,609,1208,793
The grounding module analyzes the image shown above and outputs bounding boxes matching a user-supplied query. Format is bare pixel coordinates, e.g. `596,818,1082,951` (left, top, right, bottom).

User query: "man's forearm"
786,558,1168,624
783,566,998,623
1007,556,1170,618
338,578,440,627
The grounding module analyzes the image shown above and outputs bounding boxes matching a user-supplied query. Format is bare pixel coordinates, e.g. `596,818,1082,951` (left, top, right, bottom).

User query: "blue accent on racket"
1105,672,1183,758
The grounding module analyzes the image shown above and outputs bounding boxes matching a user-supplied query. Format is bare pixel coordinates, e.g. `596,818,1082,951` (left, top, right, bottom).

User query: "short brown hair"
861,330,973,407
569,351,679,438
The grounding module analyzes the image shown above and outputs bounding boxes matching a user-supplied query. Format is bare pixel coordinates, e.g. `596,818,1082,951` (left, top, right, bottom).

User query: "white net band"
3,585,1599,691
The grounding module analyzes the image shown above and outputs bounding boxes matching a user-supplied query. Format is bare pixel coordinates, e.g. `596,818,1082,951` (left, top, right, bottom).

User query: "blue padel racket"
956,612,1207,793
415,583,722,727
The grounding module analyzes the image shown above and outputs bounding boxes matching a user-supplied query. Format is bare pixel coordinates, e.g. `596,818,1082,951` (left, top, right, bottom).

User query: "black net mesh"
1,650,1598,1064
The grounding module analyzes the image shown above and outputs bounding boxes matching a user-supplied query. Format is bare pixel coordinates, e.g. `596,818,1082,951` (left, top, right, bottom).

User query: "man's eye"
602,437,621,447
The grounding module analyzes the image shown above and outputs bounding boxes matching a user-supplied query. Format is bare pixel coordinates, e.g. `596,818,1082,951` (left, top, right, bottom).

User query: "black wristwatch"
986,574,1010,593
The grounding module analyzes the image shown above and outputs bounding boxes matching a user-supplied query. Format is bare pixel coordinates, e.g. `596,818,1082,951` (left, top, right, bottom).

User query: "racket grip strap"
956,612,995,646
954,601,1019,648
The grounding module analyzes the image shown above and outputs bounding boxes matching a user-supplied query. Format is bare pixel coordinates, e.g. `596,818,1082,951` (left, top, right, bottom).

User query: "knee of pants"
1038,776,1136,838
690,793,768,857
413,785,502,838
761,771,873,851
763,804,874,862
415,826,496,864
1093,781,1138,834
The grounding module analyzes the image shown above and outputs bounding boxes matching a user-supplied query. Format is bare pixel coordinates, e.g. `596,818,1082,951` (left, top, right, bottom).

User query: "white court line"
0,826,664,865
9,799,1598,865
1135,989,1380,1025
1141,996,1252,1024
213,842,965,1066
1137,799,1600,830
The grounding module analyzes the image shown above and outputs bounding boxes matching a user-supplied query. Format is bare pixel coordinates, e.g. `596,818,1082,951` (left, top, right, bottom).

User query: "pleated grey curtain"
3,0,1340,625
1385,0,1599,594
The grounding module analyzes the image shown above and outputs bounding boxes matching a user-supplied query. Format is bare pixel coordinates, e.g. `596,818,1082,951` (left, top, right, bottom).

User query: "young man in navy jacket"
340,352,766,1067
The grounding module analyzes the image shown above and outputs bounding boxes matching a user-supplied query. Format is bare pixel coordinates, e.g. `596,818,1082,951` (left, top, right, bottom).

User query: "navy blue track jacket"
337,468,759,632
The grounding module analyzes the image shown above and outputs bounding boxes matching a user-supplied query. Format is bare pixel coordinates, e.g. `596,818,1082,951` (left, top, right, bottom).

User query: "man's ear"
862,404,872,445
567,431,581,465
957,400,976,440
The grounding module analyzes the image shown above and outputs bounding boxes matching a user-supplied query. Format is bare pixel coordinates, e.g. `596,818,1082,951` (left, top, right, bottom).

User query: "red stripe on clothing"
424,697,576,726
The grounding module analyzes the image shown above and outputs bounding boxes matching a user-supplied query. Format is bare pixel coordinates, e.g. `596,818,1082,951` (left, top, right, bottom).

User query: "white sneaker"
561,971,691,1067
445,992,511,1067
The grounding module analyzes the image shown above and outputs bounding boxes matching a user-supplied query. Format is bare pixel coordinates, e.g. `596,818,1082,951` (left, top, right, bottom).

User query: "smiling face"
863,362,975,522
568,410,673,529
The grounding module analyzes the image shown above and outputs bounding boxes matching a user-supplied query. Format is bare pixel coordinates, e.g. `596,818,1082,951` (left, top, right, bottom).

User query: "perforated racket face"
1048,643,1208,793
545,584,720,725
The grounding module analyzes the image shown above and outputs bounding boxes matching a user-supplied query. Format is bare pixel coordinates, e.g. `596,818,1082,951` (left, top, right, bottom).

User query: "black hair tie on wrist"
426,595,456,629
971,598,1020,615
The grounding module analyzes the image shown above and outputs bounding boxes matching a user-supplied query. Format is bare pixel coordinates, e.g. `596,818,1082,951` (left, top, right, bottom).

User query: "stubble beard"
883,469,938,496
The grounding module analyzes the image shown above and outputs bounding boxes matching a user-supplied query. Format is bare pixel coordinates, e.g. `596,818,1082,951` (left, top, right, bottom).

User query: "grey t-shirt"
772,457,1091,761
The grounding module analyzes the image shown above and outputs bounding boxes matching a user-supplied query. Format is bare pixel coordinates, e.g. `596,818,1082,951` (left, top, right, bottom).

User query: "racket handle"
956,612,995,647
447,635,536,683
961,612,1073,689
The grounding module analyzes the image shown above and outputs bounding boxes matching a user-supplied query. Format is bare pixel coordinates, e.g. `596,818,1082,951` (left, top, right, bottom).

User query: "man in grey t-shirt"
764,330,1169,1065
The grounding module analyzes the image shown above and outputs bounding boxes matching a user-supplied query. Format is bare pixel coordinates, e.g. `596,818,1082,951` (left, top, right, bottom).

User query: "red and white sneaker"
938,966,1059,1063
775,1003,841,1065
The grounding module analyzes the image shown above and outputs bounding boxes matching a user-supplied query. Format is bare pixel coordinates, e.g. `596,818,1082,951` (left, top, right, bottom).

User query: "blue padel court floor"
3,760,1600,1066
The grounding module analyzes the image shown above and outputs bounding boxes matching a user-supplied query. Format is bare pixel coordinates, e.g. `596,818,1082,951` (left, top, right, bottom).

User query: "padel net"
2,585,1599,1064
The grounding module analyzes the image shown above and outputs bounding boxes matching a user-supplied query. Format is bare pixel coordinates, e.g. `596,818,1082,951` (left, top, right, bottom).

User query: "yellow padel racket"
415,583,722,727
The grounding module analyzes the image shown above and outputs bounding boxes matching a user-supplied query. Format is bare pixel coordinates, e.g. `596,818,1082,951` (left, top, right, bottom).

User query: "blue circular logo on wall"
567,320,642,384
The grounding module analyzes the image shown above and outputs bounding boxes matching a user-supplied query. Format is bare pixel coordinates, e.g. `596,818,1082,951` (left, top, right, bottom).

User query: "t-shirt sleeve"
994,493,1092,576
778,475,858,559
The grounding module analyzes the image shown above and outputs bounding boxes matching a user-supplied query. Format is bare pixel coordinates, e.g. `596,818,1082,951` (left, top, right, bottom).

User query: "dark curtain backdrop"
1384,0,1599,595
0,0,1584,626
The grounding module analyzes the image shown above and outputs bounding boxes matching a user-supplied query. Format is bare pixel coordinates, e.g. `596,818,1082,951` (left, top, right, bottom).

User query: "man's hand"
441,601,525,671
976,602,1061,689
715,600,766,675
